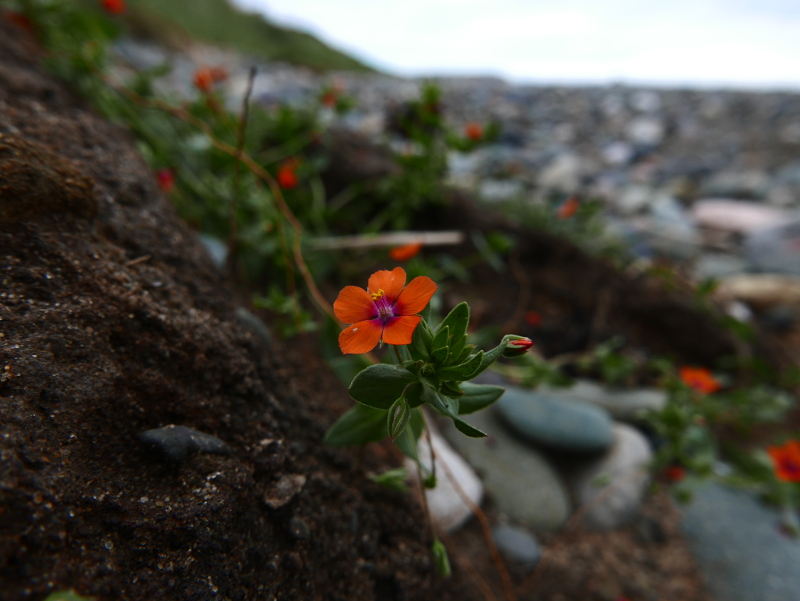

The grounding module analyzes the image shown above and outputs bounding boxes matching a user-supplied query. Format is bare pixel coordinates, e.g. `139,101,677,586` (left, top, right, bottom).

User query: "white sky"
230,0,800,89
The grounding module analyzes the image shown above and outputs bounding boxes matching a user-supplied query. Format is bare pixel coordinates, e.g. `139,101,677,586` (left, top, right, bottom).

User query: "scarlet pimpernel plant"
326,267,531,446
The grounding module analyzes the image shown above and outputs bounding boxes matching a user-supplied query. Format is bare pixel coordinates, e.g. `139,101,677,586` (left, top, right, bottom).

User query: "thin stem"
227,66,257,279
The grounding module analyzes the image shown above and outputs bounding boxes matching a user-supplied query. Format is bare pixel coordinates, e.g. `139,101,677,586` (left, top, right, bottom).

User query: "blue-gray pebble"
492,525,541,567
494,385,614,454
138,425,229,463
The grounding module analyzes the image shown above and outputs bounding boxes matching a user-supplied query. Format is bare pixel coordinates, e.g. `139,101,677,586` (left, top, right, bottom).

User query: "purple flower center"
372,290,395,322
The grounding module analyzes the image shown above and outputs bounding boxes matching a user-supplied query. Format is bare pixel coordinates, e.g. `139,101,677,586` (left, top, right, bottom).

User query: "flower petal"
393,276,437,316
368,267,406,303
334,286,377,324
338,319,383,354
382,315,421,346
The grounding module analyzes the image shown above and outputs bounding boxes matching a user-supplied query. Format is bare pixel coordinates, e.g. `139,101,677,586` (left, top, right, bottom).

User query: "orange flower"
767,440,800,483
100,0,126,14
193,68,214,93
389,241,423,262
557,195,579,220
465,122,483,141
334,267,437,354
277,159,299,189
679,366,721,394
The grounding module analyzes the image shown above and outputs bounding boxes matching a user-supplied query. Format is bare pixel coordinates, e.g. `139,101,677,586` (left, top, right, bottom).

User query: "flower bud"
502,337,533,358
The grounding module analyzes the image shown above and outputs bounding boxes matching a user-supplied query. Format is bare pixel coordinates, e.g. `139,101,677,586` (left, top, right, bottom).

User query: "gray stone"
745,218,800,276
138,425,230,463
405,427,483,533
494,385,614,454
681,483,800,601
235,306,272,349
442,410,571,532
641,194,702,261
571,423,652,530
550,380,667,424
491,525,541,567
264,474,306,509
694,253,748,281
199,234,228,270
691,199,788,233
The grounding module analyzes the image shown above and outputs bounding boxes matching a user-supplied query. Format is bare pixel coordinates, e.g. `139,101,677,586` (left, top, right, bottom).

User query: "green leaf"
349,364,418,409
369,468,409,492
432,325,450,352
431,539,452,577
448,334,467,365
387,397,412,440
470,335,517,379
421,381,458,417
413,319,432,360
453,417,488,438
44,592,93,601
436,302,470,351
440,380,465,399
394,408,425,461
405,381,424,407
458,382,505,414
324,403,388,446
454,344,475,365
437,351,484,381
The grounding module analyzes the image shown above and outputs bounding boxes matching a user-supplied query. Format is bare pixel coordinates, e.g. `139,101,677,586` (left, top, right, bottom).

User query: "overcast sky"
230,0,800,88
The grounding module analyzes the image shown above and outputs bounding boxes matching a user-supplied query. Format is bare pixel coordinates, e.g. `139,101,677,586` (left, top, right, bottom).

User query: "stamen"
371,288,385,301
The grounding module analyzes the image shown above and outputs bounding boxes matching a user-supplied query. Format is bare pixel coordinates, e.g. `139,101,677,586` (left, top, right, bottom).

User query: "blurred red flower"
465,122,483,141
277,159,299,189
524,310,542,327
389,242,423,262
4,11,34,32
666,466,686,482
100,0,126,15
557,195,579,220
156,168,175,193
679,366,721,394
767,440,800,483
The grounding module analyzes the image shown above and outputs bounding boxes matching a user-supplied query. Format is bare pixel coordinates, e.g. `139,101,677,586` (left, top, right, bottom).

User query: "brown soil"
0,20,477,601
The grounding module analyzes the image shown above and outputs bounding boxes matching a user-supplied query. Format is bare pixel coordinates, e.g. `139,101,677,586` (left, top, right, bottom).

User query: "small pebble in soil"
491,525,541,567
138,425,229,463
263,474,307,509
288,516,310,540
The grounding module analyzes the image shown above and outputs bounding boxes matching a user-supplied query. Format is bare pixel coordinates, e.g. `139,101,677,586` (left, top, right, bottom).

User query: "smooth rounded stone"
138,425,230,463
235,306,272,349
552,380,667,423
717,274,800,309
495,385,614,454
538,153,582,194
442,409,570,532
199,234,228,270
570,423,653,531
693,253,748,280
681,483,800,601
745,218,800,276
691,199,788,233
405,426,483,533
641,194,701,261
491,525,541,567
264,474,307,509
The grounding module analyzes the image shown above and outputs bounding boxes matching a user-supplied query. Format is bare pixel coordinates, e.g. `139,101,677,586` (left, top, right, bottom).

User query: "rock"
138,425,230,463
552,380,666,423
700,170,770,199
264,474,306,509
478,178,525,202
442,409,571,532
633,194,701,261
745,218,800,276
680,483,800,601
693,253,748,280
235,306,272,349
199,234,228,270
491,525,541,567
626,117,664,146
494,385,614,454
405,427,483,533
538,153,582,194
691,199,788,233
761,304,797,332
570,423,652,530
613,184,655,214
717,274,800,309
